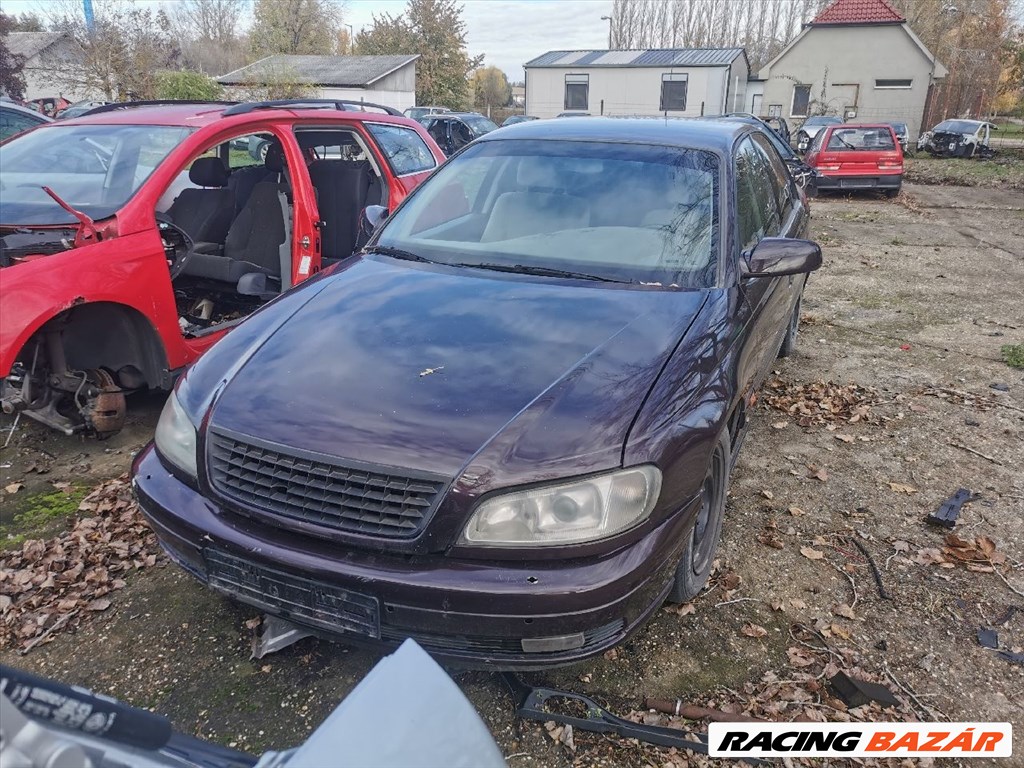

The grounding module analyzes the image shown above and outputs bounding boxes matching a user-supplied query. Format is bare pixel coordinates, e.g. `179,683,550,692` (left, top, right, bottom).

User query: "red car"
804,123,903,197
0,99,444,436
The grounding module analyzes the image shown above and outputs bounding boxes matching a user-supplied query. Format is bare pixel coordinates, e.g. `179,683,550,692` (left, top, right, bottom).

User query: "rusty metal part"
642,698,768,723
81,368,126,438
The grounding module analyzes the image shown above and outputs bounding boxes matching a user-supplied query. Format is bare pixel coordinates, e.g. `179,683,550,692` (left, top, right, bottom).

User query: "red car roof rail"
81,100,238,116
221,99,403,118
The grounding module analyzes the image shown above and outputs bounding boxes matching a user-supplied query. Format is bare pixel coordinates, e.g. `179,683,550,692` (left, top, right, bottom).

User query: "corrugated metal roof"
218,54,419,87
524,48,745,68
6,32,68,60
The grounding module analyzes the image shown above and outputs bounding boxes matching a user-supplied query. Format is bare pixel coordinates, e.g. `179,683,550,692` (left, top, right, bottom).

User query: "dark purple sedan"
132,117,821,668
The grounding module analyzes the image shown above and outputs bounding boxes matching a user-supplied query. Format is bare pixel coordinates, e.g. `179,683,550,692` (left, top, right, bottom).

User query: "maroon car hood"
209,257,708,480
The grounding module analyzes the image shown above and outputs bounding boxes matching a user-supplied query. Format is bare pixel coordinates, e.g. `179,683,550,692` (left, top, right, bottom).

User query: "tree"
0,13,27,100
168,0,247,75
356,0,483,108
472,66,510,116
9,12,45,32
155,70,223,100
250,0,344,57
45,0,178,101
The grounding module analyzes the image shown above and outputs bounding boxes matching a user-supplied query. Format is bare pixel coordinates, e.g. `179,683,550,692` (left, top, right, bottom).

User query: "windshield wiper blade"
454,262,632,284
363,245,432,263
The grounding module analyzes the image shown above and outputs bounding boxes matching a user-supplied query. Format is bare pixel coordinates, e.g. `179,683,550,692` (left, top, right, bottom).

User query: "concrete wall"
525,65,738,119
26,40,92,101
759,24,938,140
318,86,415,113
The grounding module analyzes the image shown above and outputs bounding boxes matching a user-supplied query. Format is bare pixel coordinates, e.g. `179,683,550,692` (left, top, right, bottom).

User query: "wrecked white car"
918,119,997,158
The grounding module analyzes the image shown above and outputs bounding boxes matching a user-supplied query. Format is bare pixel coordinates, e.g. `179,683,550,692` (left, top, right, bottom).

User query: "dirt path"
2,184,1022,766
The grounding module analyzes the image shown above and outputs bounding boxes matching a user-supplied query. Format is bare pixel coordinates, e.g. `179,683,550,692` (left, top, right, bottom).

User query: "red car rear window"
826,127,895,151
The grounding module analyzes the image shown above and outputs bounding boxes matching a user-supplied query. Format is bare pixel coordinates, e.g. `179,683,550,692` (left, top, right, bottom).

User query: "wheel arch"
9,301,172,390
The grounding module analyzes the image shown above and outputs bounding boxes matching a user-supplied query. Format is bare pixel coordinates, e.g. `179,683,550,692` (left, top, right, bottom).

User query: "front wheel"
667,432,730,603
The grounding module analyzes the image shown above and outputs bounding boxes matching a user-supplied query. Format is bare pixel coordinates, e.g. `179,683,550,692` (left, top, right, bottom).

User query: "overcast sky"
3,0,615,79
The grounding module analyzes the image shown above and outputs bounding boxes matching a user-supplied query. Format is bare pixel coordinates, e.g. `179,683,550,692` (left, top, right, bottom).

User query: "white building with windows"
523,48,750,119
753,0,945,141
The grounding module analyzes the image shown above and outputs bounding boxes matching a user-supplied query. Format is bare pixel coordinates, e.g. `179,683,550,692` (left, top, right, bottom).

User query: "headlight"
462,466,661,546
154,388,198,477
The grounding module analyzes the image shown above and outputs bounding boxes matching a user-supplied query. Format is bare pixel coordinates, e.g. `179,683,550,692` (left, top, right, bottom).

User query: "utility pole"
600,15,612,49
82,0,95,33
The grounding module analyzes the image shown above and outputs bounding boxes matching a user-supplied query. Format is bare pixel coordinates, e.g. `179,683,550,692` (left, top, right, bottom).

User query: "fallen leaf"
761,489,774,500
800,547,825,560
771,421,789,430
830,623,852,640
833,603,857,620
741,622,768,638
807,465,829,482
788,505,806,516
86,599,111,612
892,540,910,553
665,602,696,616
790,599,807,610
887,482,918,494
720,571,742,591
4,482,24,494
834,434,855,443
787,646,816,667
909,403,928,413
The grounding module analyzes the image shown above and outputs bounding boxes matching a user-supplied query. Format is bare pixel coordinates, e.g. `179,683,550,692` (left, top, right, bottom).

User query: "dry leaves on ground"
763,378,885,427
0,476,161,652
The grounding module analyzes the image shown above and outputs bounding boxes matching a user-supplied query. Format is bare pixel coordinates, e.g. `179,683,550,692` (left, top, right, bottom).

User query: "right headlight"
154,388,198,478
461,466,662,547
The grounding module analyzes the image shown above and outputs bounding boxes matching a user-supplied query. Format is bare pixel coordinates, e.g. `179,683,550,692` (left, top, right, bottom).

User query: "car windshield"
375,138,720,289
805,117,843,126
462,115,498,135
0,123,192,225
933,120,980,134
826,127,895,151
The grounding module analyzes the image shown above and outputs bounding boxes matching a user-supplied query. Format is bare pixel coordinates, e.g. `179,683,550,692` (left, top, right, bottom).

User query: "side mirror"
360,205,388,241
742,237,822,278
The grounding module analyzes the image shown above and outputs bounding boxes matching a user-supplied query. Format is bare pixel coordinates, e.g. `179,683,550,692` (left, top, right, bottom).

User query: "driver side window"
735,137,781,252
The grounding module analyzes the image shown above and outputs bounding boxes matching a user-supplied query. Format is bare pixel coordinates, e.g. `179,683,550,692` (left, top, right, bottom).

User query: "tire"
257,141,270,162
778,291,802,358
667,431,730,603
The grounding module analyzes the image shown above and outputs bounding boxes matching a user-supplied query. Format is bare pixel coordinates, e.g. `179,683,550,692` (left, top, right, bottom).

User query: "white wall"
759,24,938,139
525,65,734,119
318,86,415,113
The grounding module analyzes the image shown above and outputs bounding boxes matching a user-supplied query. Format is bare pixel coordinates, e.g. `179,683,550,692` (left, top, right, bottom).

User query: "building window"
875,78,913,89
660,73,688,111
791,85,811,117
564,74,588,111
768,104,783,117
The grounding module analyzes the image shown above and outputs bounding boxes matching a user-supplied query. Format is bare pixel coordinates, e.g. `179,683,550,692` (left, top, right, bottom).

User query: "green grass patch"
2,486,88,550
904,151,1024,190
1001,344,1024,369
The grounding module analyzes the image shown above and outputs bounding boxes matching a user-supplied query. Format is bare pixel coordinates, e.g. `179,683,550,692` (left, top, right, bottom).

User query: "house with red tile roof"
747,0,946,141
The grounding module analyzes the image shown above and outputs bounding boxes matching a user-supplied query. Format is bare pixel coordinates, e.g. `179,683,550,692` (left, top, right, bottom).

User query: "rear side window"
735,137,781,249
366,123,436,175
749,134,793,219
0,109,42,140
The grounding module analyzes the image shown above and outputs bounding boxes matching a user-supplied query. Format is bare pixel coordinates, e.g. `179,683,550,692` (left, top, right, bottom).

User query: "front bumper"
813,173,902,191
132,445,696,669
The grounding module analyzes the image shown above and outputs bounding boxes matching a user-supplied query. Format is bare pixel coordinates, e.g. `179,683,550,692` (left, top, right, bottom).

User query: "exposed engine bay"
0,227,78,267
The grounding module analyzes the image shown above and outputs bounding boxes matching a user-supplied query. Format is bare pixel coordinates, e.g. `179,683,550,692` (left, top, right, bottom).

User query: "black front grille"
207,429,445,538
205,548,380,638
380,619,625,656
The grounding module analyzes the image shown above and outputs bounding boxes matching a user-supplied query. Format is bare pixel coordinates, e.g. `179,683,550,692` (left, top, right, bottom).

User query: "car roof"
54,102,414,129
1,102,52,121
481,116,749,152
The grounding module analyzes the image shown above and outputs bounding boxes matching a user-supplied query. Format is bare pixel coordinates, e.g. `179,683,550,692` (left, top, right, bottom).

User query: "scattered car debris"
926,488,974,529
501,674,767,765
642,698,767,723
250,614,315,660
977,627,999,649
998,651,1024,665
828,671,900,709
990,382,1010,392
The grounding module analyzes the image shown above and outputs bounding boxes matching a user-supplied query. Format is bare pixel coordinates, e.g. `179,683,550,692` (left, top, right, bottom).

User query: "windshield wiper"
451,261,633,284
42,186,99,247
363,245,432,263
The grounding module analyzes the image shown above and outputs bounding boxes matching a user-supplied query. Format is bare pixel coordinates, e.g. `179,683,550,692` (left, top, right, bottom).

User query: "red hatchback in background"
0,99,444,437
805,123,903,197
